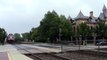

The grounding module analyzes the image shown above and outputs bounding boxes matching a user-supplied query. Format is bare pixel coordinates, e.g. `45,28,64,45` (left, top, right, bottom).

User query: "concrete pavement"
0,44,33,60
33,43,107,51
0,43,107,60
16,44,61,54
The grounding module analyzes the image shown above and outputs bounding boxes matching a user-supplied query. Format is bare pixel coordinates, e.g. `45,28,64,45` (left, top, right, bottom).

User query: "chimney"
90,11,93,17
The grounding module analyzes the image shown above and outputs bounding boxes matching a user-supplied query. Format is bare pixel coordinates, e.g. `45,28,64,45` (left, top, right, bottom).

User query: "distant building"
98,5,107,24
69,5,107,32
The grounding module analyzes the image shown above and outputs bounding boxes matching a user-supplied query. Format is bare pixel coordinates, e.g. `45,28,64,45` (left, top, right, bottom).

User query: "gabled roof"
75,11,88,20
68,16,74,23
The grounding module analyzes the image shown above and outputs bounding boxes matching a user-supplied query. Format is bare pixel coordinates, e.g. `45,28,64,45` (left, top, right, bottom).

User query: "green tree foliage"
95,22,107,39
60,15,72,37
39,11,72,42
14,33,22,42
14,33,21,39
77,23,91,37
28,11,72,43
22,32,30,39
29,28,39,41
76,23,91,45
21,10,107,44
0,28,7,44
39,11,60,41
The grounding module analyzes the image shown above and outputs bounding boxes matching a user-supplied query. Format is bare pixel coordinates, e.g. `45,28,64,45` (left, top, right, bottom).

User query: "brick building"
69,5,107,33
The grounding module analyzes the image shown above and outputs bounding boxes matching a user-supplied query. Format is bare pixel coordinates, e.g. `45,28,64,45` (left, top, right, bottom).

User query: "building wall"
75,19,88,26
87,23,96,29
72,19,98,32
72,19,88,32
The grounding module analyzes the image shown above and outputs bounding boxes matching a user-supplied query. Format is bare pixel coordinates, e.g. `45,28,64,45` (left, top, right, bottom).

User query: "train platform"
0,44,33,60
0,52,9,60
20,44,61,53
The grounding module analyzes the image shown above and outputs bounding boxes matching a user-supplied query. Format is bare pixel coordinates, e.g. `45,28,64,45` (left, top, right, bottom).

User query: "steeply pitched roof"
102,5,107,18
75,11,88,20
105,12,107,18
99,13,104,20
68,15,72,20
103,5,106,10
106,13,107,17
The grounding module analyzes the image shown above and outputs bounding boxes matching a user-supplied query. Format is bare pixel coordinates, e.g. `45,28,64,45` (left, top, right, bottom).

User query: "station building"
69,5,107,33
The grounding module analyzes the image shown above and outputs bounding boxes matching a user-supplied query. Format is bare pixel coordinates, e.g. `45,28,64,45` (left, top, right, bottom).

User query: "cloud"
0,0,106,34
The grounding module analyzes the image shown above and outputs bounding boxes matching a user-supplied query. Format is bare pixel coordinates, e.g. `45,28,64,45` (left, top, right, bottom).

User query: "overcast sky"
0,0,107,34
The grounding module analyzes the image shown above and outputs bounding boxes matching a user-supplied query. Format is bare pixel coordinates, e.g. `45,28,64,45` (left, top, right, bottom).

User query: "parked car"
96,42,107,46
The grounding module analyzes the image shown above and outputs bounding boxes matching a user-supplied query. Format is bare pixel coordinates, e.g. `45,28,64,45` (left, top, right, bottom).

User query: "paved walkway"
1,43,107,60
0,44,33,60
0,52,9,60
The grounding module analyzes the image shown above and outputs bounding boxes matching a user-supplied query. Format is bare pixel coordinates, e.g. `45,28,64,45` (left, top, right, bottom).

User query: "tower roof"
68,15,71,20
99,13,104,20
103,5,106,10
75,11,88,20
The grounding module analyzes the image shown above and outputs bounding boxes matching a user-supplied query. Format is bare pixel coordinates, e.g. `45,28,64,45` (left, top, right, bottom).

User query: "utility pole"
79,35,82,50
59,28,63,52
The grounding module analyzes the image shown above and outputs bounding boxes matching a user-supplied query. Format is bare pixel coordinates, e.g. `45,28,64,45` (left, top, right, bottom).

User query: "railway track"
14,45,70,60
55,50,107,60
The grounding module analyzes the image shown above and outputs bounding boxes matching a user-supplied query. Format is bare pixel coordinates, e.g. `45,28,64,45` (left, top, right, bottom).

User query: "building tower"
103,5,107,20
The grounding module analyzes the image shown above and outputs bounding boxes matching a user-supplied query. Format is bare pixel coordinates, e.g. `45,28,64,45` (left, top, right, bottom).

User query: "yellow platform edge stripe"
8,52,12,60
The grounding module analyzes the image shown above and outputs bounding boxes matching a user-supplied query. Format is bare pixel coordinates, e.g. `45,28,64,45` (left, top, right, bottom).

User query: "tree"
77,23,91,45
14,33,21,38
35,10,72,43
59,15,72,40
22,32,30,39
14,33,22,42
91,26,97,45
95,22,107,41
22,10,72,43
0,28,7,44
30,27,39,41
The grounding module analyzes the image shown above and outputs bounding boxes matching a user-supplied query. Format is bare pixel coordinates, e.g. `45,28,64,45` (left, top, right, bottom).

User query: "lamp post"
59,28,63,52
92,29,96,45
101,30,104,42
79,35,82,50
